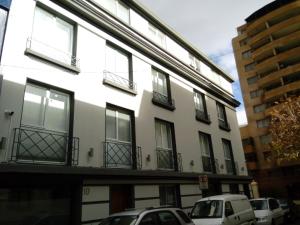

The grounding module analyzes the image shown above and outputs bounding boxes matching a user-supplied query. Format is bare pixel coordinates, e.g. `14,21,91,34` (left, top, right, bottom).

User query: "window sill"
25,48,80,74
152,97,175,111
103,78,137,95
219,124,231,132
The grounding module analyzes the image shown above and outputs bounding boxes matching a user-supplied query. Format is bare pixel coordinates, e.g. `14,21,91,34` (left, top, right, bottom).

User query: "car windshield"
99,216,137,225
250,200,268,210
190,200,223,218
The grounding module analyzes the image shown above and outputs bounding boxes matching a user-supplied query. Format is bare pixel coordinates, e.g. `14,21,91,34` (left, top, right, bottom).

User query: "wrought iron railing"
156,148,182,171
157,148,174,170
218,119,231,131
103,141,142,169
11,128,79,165
195,109,210,123
225,159,234,175
152,91,175,108
26,37,80,67
103,70,137,91
202,156,213,173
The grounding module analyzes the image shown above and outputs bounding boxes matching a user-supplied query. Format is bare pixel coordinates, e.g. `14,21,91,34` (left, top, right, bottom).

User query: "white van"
190,194,256,225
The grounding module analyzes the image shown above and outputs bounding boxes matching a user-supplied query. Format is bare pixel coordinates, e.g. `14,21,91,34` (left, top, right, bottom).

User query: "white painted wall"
0,0,246,176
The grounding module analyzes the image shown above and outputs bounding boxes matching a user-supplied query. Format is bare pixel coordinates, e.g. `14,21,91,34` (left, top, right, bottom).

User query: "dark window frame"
199,131,216,173
152,67,175,111
0,5,9,62
194,91,211,124
159,185,181,208
222,139,236,175
216,102,230,132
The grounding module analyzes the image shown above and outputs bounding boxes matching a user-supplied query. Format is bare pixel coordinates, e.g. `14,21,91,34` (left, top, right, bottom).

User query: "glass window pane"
106,109,116,139
118,112,131,142
155,121,162,147
22,84,47,127
44,90,70,132
217,104,225,121
0,8,8,56
195,93,204,111
117,1,129,23
115,49,129,79
55,17,74,55
106,45,116,73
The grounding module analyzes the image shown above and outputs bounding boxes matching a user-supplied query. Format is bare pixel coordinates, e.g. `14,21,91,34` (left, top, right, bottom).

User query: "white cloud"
236,108,248,126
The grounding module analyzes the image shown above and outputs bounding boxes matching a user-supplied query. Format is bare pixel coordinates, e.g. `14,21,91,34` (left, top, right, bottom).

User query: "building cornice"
51,0,240,107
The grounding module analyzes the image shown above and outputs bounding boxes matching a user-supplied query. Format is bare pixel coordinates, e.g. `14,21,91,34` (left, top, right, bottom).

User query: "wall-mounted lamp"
146,154,151,162
190,160,194,166
88,147,94,157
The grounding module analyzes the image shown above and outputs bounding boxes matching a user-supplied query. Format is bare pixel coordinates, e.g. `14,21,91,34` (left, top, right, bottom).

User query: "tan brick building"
232,0,300,198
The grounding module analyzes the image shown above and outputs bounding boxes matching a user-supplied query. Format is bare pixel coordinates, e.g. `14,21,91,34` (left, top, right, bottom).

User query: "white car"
98,206,195,225
250,198,284,225
190,194,256,225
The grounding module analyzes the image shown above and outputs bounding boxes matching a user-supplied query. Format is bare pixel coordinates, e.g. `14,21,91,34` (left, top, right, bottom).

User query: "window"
31,7,76,66
216,102,230,131
95,0,130,23
253,103,266,113
105,107,132,168
158,211,181,225
148,24,166,48
250,89,264,98
155,120,175,169
0,7,8,60
194,92,210,123
260,134,271,145
247,75,259,85
269,199,280,210
140,213,158,225
104,44,135,91
176,210,192,223
256,118,270,128
20,82,71,163
159,185,178,207
199,132,214,173
245,62,256,72
152,68,174,110
242,50,252,59
222,139,235,175
191,200,223,218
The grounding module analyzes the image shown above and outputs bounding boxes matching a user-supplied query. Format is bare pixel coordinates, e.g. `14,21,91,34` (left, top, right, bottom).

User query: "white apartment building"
0,0,250,224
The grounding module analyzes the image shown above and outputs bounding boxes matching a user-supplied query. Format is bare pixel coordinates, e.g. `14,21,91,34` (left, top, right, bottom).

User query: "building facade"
232,0,300,198
0,0,249,224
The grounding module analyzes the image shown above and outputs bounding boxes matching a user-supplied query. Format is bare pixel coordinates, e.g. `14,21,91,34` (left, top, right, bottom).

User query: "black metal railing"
103,70,136,92
218,119,231,131
202,156,213,173
152,91,175,109
195,109,211,123
26,37,80,67
157,148,174,170
11,128,79,165
103,141,141,169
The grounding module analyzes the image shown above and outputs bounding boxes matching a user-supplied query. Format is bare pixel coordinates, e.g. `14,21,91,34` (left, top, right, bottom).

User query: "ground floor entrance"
110,184,134,213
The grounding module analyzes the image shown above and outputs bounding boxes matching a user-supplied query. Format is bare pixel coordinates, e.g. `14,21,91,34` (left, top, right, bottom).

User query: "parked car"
98,206,195,225
277,199,296,222
250,198,284,225
190,194,256,225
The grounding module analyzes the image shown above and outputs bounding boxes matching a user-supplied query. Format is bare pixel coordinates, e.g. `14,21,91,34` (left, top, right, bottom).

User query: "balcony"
25,37,80,73
195,109,211,124
156,148,182,171
103,141,142,169
103,70,137,95
11,128,79,165
218,119,231,132
152,91,175,111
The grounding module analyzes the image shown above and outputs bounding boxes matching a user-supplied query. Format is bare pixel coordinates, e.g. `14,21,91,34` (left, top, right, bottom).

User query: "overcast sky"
138,0,273,125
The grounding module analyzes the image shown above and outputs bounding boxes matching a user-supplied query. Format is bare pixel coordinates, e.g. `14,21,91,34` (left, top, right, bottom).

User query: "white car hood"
254,210,269,218
192,218,222,225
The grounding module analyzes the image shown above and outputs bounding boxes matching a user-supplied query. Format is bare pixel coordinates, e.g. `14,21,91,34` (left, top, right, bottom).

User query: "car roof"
108,207,181,217
196,194,248,202
250,198,275,201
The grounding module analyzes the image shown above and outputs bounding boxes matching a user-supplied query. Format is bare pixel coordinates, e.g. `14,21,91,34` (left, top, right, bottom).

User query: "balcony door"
18,83,70,163
105,107,132,168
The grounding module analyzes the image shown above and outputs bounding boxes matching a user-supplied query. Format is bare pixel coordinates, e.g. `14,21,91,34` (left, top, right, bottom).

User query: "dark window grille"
219,119,231,131
195,109,211,123
11,127,79,165
152,91,175,109
202,156,212,172
103,70,136,92
103,140,141,169
156,148,174,170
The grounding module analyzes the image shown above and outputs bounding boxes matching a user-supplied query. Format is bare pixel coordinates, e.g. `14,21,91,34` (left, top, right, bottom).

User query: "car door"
269,199,283,225
223,201,239,225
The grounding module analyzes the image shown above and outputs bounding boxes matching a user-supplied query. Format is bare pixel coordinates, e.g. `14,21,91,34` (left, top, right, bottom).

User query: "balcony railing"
195,109,211,124
202,156,213,173
218,119,231,131
11,128,79,165
103,70,137,92
152,91,175,110
103,141,141,169
156,148,182,171
26,37,80,68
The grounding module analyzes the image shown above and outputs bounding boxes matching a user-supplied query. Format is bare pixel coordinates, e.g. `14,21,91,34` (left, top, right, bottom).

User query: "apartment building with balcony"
0,0,250,224
232,0,300,198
